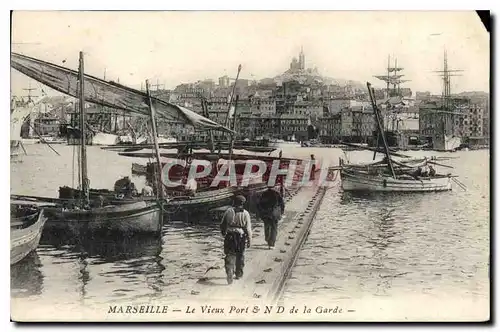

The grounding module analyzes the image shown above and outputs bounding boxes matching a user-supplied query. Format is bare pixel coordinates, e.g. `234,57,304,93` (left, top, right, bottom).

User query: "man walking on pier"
220,195,252,285
257,185,285,250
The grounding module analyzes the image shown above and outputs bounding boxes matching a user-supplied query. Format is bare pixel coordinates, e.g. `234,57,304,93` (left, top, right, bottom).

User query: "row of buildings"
13,48,489,148
160,91,489,148
152,49,489,147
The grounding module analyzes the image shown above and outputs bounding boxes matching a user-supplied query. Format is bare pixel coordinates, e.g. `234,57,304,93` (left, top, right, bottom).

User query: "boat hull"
44,201,162,234
341,170,452,192
92,132,119,145
21,138,40,145
433,134,462,152
268,141,301,149
58,183,267,219
11,209,47,265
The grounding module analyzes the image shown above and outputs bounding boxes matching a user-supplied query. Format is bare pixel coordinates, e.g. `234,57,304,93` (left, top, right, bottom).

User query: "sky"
10,11,489,97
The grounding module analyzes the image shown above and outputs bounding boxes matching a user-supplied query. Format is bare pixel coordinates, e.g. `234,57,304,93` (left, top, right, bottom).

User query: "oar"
452,177,467,189
451,177,467,191
20,141,27,155
427,160,454,169
27,122,61,156
391,159,418,169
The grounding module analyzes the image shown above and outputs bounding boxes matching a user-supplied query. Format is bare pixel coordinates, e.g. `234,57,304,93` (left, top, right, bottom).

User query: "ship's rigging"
374,55,411,97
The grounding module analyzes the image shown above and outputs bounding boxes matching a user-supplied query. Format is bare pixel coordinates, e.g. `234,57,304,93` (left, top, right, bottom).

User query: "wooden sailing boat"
11,51,236,227
339,82,454,193
14,52,163,234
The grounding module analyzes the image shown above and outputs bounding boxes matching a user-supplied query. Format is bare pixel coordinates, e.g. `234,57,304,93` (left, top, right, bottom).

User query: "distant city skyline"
11,11,489,97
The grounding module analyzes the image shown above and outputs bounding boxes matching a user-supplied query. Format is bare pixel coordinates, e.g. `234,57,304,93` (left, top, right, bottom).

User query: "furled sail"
11,52,234,134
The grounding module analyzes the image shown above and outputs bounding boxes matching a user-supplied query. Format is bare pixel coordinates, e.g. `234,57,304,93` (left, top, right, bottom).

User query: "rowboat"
11,204,47,265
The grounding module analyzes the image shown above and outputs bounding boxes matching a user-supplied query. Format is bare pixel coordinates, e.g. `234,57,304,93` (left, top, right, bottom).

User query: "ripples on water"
10,145,489,309
284,149,490,303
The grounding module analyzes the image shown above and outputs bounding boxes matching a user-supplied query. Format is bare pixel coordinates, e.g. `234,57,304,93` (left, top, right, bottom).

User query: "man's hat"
234,195,246,206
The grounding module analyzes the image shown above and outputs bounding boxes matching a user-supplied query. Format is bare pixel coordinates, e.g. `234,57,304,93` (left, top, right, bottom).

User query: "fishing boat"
340,167,452,192
268,138,301,149
11,104,31,158
11,51,235,233
39,135,67,144
91,132,120,145
42,200,162,233
339,82,457,193
11,204,47,265
21,138,40,145
99,144,307,217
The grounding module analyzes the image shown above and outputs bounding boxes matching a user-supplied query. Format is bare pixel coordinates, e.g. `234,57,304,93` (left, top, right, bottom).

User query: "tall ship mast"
428,49,464,151
374,55,410,97
433,49,464,112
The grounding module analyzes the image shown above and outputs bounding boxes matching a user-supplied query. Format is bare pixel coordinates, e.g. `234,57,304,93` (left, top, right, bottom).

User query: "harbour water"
10,144,490,317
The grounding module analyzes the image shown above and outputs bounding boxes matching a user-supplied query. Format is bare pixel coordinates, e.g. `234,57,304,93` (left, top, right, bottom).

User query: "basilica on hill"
276,47,324,85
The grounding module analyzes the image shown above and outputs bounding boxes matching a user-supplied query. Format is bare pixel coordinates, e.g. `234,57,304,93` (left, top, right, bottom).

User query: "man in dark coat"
310,154,317,180
257,186,285,250
220,195,252,285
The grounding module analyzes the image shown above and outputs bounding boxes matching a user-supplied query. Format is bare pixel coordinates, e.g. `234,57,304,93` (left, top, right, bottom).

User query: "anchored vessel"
11,51,234,233
339,82,456,193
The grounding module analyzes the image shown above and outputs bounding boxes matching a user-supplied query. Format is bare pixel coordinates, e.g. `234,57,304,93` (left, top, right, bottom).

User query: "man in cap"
257,185,285,250
220,195,252,285
114,176,136,197
310,154,317,181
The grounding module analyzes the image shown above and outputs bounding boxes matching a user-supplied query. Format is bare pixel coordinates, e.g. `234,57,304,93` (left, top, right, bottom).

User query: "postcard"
10,10,490,322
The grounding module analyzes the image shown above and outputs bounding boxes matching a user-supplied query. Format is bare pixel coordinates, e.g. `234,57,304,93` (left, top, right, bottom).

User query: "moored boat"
43,200,163,233
11,50,235,233
11,204,47,265
268,138,301,149
339,82,459,193
92,132,120,145
340,168,452,192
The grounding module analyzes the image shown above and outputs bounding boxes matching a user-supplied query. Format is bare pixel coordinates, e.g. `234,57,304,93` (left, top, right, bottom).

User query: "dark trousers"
224,232,246,280
263,217,279,247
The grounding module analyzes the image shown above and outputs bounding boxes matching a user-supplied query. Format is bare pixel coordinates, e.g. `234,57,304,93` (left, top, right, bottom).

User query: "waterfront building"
318,113,341,144
250,96,276,115
280,114,308,141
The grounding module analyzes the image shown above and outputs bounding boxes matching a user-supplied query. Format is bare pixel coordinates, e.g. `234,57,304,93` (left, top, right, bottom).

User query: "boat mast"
78,51,89,204
145,80,164,199
367,82,396,179
224,64,242,128
200,94,215,153
228,94,240,161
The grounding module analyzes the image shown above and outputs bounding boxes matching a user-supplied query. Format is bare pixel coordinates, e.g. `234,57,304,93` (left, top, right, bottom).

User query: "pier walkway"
158,184,328,313
47,184,329,321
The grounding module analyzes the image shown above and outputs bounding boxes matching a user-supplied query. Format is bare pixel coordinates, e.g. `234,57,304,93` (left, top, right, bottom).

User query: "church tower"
299,46,305,70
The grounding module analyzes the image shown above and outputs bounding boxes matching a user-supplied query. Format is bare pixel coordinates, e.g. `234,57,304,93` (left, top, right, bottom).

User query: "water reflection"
368,207,398,296
41,231,163,262
11,252,44,298
39,231,166,302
